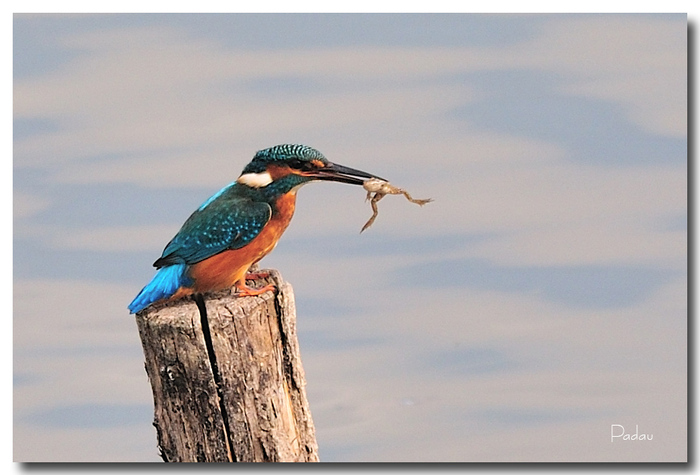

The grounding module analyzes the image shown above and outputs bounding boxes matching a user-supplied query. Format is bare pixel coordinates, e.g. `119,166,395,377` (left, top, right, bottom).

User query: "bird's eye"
289,159,305,169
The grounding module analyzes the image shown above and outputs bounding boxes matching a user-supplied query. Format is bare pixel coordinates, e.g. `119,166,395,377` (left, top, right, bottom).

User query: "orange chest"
256,191,297,253
270,190,297,230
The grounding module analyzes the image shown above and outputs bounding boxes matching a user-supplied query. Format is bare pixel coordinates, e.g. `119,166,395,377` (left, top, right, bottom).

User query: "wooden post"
134,269,319,462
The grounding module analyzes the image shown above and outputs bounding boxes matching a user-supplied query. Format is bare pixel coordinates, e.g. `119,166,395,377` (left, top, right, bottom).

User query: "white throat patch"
237,171,273,188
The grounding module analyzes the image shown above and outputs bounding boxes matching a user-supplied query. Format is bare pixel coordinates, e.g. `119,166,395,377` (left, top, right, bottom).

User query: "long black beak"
309,162,386,185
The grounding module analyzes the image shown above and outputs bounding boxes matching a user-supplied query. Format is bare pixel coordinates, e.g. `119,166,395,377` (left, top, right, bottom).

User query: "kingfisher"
128,144,383,314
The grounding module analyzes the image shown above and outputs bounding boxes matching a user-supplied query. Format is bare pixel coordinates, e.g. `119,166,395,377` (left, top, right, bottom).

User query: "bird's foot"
234,282,276,297
245,270,271,281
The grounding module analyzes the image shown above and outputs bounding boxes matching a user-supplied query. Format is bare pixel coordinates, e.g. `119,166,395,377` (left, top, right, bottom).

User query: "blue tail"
128,264,192,314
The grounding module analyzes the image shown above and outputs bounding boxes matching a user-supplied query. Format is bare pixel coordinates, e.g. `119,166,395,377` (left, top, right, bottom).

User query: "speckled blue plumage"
154,186,272,267
242,144,327,174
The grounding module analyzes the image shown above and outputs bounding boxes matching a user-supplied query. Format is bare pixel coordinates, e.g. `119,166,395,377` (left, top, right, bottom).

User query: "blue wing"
153,187,272,268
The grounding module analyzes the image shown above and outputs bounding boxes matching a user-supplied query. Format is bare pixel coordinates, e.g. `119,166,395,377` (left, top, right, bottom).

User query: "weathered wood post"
134,269,319,462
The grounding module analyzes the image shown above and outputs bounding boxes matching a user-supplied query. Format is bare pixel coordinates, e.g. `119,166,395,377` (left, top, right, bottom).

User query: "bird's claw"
245,270,271,280
234,282,276,297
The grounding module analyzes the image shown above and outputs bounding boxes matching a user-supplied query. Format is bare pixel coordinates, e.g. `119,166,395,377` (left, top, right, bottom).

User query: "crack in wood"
194,293,236,463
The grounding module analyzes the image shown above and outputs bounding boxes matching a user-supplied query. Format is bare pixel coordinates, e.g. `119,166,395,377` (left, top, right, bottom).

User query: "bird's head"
237,144,383,189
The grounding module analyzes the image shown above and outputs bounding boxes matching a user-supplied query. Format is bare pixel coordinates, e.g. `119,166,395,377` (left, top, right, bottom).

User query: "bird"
128,144,383,314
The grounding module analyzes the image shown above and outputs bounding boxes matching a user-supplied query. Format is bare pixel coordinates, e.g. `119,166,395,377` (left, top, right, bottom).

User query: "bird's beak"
307,162,386,185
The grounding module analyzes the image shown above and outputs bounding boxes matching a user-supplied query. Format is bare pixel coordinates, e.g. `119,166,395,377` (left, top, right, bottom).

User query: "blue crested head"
236,143,383,192
242,144,328,175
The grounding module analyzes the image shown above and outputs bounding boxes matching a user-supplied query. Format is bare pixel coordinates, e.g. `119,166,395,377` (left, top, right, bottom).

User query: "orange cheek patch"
267,164,293,180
